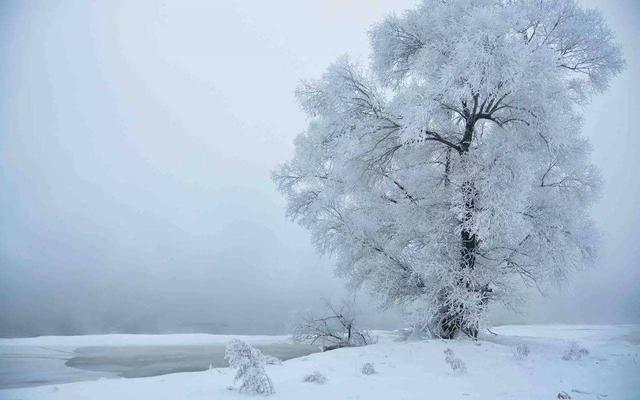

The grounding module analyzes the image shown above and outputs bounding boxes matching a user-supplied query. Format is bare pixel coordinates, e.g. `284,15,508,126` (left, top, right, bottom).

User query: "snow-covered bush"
444,348,466,374
225,340,275,395
562,342,589,361
302,371,327,384
293,299,376,351
361,362,376,375
513,343,530,360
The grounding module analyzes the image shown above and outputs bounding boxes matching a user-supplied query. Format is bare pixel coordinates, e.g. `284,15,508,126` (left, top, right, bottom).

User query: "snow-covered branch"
292,300,376,351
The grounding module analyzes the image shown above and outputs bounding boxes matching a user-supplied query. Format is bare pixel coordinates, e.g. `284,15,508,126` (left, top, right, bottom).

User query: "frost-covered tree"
274,0,623,339
225,340,275,395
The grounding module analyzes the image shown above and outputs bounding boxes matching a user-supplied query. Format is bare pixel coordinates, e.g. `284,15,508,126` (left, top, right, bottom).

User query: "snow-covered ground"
1,325,638,399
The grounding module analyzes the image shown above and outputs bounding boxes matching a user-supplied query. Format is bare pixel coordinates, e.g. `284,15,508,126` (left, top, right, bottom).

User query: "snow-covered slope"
1,325,638,400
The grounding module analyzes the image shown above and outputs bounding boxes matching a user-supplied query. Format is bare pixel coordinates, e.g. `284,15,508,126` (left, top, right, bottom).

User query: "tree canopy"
274,0,623,338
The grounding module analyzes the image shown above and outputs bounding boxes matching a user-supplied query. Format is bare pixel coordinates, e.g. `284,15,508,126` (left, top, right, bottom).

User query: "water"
0,342,318,389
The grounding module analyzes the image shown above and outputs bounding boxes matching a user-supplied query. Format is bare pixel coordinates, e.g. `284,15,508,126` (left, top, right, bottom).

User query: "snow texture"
1,325,638,400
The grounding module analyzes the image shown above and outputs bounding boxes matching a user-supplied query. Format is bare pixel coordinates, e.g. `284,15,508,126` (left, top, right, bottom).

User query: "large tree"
274,0,623,338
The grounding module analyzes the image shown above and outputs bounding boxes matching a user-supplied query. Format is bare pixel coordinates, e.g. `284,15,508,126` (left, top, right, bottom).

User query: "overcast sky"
1,0,638,337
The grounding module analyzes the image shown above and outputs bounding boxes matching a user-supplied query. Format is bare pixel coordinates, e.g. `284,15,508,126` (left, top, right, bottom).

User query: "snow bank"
1,325,638,399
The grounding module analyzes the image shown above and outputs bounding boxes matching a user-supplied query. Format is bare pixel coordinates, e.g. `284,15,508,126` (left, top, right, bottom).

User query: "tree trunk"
435,118,484,339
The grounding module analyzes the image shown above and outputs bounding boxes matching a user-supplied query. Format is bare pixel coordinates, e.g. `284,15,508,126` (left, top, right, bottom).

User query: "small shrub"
444,348,466,374
302,371,327,384
361,362,376,375
562,342,589,361
293,299,376,351
225,339,275,395
513,343,530,360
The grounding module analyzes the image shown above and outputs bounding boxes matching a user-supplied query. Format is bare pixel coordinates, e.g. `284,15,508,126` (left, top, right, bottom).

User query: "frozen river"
0,335,318,389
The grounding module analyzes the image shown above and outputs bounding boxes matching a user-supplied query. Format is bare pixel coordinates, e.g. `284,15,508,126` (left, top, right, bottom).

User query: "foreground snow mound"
2,325,638,400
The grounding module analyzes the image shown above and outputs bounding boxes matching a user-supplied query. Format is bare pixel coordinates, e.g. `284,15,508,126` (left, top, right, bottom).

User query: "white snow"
1,325,638,399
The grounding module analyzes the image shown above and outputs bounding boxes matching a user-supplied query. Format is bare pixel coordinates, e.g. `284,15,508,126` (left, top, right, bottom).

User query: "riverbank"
0,334,317,389
1,325,639,399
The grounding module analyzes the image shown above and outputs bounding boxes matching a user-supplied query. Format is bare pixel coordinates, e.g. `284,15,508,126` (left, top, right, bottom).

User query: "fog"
0,0,638,337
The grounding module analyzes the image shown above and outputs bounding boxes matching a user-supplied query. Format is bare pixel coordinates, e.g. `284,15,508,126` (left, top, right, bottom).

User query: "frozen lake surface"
0,335,318,389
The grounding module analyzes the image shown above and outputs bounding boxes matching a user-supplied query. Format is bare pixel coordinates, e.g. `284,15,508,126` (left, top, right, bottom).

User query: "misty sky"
1,0,638,337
